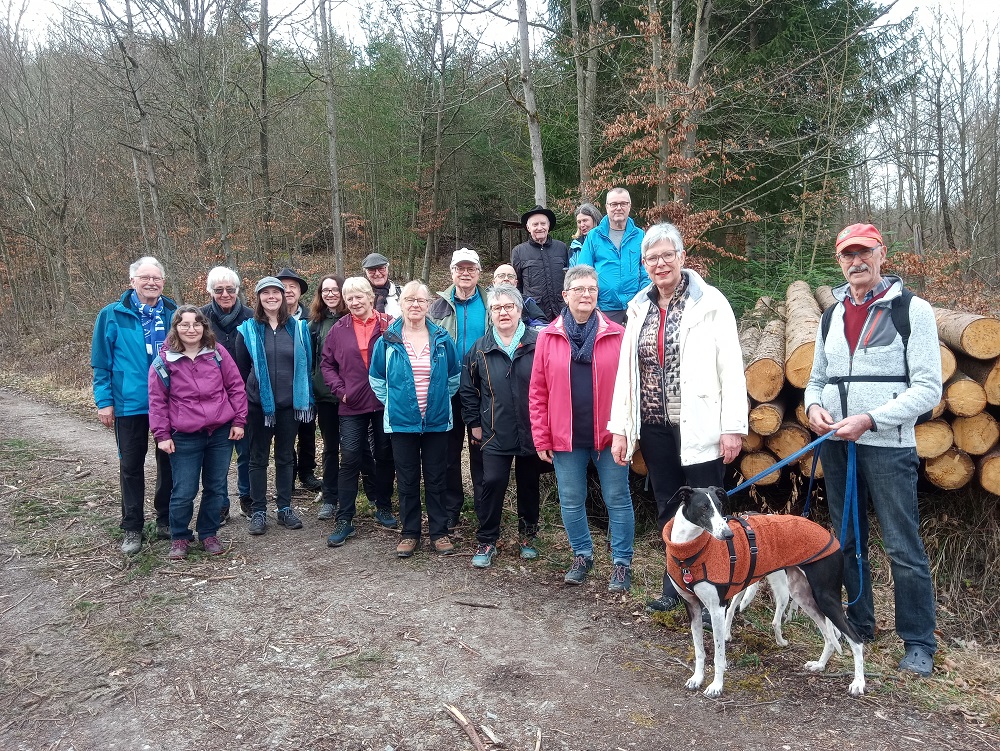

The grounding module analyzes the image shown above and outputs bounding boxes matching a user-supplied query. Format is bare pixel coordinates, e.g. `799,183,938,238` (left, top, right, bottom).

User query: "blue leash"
727,430,863,607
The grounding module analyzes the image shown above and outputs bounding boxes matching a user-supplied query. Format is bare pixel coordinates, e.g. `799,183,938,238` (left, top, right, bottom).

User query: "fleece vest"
663,513,841,603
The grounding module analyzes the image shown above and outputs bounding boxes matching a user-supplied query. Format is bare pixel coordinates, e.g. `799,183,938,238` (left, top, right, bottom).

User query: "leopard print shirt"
637,276,689,426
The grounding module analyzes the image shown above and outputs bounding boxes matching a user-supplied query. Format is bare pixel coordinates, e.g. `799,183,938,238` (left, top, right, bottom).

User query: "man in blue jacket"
572,187,648,325
92,257,178,555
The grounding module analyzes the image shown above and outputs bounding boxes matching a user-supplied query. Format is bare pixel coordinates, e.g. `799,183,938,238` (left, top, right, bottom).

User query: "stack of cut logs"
735,281,1000,496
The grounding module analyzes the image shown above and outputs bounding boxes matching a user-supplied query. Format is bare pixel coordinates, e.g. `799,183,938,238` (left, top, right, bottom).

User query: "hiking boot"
277,506,303,530
248,511,268,535
317,503,336,520
327,520,356,547
299,473,322,491
202,536,225,556
564,555,593,585
472,543,498,568
645,593,681,613
433,536,455,555
373,507,398,529
898,646,933,677
121,530,142,555
239,495,253,518
156,521,171,540
608,563,632,593
167,540,189,560
396,537,419,558
219,506,230,526
519,537,539,560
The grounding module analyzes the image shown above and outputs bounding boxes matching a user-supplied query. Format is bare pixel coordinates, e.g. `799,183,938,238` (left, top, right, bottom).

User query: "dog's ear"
709,486,728,511
669,486,694,507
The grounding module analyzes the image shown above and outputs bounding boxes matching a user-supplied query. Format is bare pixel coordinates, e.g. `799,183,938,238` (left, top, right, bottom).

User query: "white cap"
450,248,481,268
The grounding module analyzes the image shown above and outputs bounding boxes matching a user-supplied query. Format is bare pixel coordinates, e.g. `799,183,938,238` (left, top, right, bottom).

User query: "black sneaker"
327,519,356,547
564,555,593,585
155,521,170,540
239,495,253,518
645,594,681,613
248,511,267,535
277,506,303,529
299,474,322,491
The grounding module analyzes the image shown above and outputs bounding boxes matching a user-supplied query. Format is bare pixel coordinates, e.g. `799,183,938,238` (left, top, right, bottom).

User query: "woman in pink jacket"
528,265,635,591
149,305,248,560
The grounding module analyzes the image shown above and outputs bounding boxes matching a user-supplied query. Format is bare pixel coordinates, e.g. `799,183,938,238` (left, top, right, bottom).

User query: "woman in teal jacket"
369,281,461,558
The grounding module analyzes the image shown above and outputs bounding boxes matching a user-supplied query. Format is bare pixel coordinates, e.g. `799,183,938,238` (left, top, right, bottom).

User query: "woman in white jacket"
608,222,748,612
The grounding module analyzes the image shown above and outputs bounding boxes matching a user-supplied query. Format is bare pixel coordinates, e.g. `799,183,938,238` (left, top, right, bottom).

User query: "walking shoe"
608,563,632,593
167,540,189,560
564,555,593,585
277,506,303,529
219,506,230,526
239,495,253,518
373,507,398,529
433,536,455,555
326,520,356,547
156,521,171,540
396,537,418,558
472,543,498,568
317,503,335,520
248,511,268,535
121,530,142,555
519,537,539,560
299,473,322,491
645,593,681,613
898,646,934,677
202,536,225,556
701,609,713,631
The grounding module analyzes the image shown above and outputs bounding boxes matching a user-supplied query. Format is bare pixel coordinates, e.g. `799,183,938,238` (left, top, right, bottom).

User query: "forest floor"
1,384,998,751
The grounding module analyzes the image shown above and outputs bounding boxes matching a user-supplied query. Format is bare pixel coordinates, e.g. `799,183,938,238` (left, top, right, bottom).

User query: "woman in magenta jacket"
148,305,248,560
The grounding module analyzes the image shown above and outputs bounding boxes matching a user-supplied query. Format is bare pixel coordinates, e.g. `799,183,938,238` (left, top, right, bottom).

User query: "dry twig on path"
443,704,487,751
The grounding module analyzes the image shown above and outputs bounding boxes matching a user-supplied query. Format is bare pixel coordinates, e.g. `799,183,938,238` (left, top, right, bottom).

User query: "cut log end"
924,447,975,490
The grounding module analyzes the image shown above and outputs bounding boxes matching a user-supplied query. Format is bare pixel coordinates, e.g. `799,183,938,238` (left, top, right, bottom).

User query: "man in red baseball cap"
804,222,941,679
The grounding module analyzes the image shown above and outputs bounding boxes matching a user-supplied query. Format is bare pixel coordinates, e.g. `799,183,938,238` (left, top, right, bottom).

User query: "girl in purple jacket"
149,305,248,560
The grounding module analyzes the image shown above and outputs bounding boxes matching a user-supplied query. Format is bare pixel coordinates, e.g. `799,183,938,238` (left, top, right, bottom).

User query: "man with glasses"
361,252,402,318
511,205,568,320
92,256,177,554
202,267,254,520
572,187,648,325
429,248,489,531
492,264,548,329
805,223,941,679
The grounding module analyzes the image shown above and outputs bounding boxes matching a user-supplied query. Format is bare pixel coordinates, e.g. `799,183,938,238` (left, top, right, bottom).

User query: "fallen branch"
0,593,31,617
443,704,487,751
452,600,501,609
458,641,481,657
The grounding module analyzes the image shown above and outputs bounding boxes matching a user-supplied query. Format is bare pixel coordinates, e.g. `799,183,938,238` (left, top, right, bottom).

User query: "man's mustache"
848,264,870,275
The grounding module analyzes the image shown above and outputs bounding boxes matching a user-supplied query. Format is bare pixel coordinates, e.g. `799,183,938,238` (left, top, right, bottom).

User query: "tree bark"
517,0,546,206
318,0,345,276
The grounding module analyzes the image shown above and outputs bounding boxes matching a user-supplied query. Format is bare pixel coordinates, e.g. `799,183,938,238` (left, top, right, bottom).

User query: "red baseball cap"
835,223,884,254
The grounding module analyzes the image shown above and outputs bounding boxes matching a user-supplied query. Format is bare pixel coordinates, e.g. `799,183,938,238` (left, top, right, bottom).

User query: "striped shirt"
404,338,432,417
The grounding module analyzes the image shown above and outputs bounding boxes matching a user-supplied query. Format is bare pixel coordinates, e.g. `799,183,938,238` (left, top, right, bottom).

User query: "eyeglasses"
490,303,517,314
453,266,479,275
403,297,430,306
134,275,164,283
607,201,631,209
493,273,517,282
212,287,237,295
836,247,878,262
177,322,204,330
566,286,598,296
321,288,341,296
644,250,679,266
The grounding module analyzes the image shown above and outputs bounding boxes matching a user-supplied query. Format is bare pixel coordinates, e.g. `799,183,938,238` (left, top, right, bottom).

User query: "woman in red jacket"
148,305,248,560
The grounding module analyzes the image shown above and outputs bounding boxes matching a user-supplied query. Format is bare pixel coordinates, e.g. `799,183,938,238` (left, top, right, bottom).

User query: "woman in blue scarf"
235,277,314,536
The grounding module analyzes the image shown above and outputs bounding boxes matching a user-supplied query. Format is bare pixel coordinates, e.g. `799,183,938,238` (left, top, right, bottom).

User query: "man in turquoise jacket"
92,257,177,555
572,187,648,325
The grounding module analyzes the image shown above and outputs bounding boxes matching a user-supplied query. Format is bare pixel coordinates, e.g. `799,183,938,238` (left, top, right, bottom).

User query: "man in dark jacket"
511,205,568,321
362,252,402,318
92,256,177,554
202,266,254,519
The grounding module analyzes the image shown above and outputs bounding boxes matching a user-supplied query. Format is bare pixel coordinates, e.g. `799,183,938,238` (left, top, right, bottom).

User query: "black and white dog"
664,486,865,698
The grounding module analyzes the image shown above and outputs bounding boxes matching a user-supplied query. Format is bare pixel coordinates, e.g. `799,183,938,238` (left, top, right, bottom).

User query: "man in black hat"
276,267,322,492
362,253,402,318
511,206,568,321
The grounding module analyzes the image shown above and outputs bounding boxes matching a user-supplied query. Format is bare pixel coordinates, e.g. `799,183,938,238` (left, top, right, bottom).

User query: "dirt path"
0,388,994,750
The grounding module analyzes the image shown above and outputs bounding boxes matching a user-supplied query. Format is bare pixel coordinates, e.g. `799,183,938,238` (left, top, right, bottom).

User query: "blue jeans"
168,425,233,540
551,448,634,564
822,441,937,654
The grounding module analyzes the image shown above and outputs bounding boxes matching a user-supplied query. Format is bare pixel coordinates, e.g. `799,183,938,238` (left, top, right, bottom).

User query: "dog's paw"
703,681,724,698
803,660,825,672
774,633,789,648
684,676,703,691
849,678,865,697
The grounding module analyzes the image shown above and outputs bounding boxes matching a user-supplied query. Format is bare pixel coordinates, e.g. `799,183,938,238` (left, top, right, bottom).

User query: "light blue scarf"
492,320,525,360
238,318,314,426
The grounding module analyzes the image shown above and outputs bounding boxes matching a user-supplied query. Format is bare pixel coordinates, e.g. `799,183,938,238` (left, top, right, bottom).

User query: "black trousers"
475,452,543,544
115,414,171,532
247,404,298,513
316,401,341,505
640,422,724,597
445,393,483,523
392,431,449,541
294,418,317,480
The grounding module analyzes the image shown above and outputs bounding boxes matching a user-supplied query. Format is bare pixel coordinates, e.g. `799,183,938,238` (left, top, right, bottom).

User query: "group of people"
91,190,940,679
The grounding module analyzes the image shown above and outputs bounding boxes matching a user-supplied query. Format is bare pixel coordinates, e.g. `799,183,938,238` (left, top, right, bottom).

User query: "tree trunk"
934,308,1000,358
318,0,345,276
783,281,821,388
580,0,602,198
744,317,785,402
258,0,273,259
935,74,957,251
677,0,713,204
517,0,546,206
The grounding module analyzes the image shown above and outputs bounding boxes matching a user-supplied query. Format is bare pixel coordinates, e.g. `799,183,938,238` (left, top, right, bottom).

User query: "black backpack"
819,288,933,425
